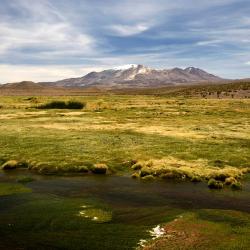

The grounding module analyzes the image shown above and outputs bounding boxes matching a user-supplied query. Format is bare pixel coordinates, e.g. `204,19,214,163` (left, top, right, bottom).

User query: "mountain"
45,64,224,88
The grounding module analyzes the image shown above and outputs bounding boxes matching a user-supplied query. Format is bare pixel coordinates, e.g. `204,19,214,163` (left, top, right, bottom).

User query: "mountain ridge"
42,64,224,88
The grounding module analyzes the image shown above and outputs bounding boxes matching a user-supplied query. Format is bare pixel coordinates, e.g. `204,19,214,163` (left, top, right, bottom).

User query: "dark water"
0,171,250,250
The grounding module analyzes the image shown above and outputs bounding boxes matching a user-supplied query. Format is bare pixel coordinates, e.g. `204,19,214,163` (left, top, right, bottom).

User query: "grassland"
0,94,249,188
141,209,250,250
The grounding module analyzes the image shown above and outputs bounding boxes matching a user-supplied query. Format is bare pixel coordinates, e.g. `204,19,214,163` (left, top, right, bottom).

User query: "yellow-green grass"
141,210,250,250
0,96,249,181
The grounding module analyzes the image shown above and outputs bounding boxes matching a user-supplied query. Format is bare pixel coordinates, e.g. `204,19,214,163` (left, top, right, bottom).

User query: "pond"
0,170,250,249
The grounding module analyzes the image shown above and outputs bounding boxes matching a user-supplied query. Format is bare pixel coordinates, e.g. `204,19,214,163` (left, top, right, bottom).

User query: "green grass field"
0,95,249,185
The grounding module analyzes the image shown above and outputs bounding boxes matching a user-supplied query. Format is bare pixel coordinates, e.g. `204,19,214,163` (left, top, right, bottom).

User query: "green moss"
0,183,31,196
17,176,35,184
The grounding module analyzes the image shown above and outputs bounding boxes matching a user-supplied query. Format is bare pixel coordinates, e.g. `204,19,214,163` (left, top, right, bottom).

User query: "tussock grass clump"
29,162,59,175
208,179,224,189
131,157,246,189
90,163,108,174
131,162,144,170
224,177,237,185
191,176,202,183
60,165,89,173
131,172,140,179
1,160,29,170
1,160,19,170
230,181,242,190
37,100,86,109
141,175,155,181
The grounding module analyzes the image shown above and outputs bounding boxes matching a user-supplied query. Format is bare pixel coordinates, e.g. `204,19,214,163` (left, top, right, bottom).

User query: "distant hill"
43,64,224,88
1,81,44,89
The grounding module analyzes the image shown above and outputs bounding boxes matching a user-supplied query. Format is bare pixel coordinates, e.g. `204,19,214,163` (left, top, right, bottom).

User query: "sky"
0,0,250,83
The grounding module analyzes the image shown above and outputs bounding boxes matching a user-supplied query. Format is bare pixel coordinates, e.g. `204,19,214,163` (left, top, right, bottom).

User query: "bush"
208,178,223,189
37,100,86,109
90,164,108,174
67,101,85,109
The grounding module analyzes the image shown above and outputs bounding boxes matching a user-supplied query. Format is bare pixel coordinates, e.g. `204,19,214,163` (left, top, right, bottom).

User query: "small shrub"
1,160,18,170
37,100,86,109
208,178,223,189
90,164,108,174
67,101,85,109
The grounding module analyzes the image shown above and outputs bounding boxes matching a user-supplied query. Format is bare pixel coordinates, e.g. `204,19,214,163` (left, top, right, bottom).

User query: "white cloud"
246,61,250,65
109,23,150,36
0,64,105,83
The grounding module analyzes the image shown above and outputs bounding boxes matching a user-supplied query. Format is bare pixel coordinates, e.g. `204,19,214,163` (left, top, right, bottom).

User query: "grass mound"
131,157,248,189
90,163,108,174
207,179,223,189
37,100,86,109
1,160,29,170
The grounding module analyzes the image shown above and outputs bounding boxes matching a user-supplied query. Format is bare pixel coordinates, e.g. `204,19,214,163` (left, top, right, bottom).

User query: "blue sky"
1,0,250,83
